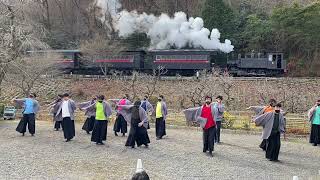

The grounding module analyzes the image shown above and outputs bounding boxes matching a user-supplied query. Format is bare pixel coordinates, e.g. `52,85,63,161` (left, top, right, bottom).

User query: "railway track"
56,74,320,82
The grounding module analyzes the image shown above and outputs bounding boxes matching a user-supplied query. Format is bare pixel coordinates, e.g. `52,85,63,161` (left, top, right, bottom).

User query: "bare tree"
0,1,48,98
144,66,168,98
213,69,234,108
5,52,60,96
80,34,125,77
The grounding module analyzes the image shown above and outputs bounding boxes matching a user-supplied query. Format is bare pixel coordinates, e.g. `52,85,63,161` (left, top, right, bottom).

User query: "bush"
286,128,309,135
242,121,251,130
222,111,236,129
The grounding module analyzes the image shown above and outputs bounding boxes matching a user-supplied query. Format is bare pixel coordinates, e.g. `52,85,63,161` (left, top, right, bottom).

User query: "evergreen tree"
201,0,236,40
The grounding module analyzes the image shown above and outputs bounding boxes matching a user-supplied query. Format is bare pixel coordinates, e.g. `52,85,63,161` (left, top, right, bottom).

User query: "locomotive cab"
227,52,286,76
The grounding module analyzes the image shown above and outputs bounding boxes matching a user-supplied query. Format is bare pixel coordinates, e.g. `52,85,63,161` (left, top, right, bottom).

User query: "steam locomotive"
28,49,286,76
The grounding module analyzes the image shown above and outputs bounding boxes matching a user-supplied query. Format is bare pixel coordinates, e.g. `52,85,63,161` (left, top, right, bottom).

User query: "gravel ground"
0,120,319,180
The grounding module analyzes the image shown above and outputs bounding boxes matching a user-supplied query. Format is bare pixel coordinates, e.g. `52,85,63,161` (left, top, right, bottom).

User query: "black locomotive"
27,49,286,76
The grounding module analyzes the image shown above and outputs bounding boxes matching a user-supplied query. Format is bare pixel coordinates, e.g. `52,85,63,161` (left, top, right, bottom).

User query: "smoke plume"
97,1,234,53
96,0,121,18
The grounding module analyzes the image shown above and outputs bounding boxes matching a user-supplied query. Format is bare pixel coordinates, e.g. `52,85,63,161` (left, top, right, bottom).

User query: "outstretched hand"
138,122,144,127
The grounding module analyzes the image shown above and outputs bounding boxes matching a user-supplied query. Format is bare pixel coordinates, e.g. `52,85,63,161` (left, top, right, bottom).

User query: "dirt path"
0,120,319,180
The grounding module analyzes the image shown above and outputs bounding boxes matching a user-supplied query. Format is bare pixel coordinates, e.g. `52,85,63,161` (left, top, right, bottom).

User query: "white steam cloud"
97,1,234,53
96,0,121,18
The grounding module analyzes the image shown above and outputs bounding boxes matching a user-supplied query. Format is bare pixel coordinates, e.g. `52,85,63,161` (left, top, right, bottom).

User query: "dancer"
183,96,218,157
155,95,167,140
140,96,154,114
82,95,112,145
118,100,150,148
307,99,320,146
55,93,76,142
79,96,97,134
48,94,63,131
247,99,277,116
247,98,277,150
12,93,40,136
140,96,154,129
254,103,285,162
111,95,131,137
213,96,225,144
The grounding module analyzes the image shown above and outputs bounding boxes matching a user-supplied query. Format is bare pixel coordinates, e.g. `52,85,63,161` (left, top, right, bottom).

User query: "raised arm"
117,104,134,110
216,103,225,113
78,101,92,110
247,106,265,115
183,107,201,122
47,99,60,107
162,102,168,116
103,102,113,117
107,99,121,105
254,112,272,126
12,98,25,107
70,100,77,111
139,108,148,127
33,100,40,114
146,101,154,114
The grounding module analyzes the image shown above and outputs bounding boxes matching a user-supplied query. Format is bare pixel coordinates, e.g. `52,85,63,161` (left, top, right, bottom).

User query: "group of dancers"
12,93,167,148
11,93,320,161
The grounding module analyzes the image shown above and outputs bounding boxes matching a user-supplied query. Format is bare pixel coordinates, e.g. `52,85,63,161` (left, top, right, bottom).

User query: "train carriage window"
268,54,273,61
272,55,277,62
63,54,72,60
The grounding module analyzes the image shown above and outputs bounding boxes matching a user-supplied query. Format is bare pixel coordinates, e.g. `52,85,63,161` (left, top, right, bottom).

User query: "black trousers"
126,125,150,148
16,113,35,135
82,116,96,133
203,126,216,152
260,139,267,151
215,121,222,143
113,114,127,134
266,132,281,161
62,117,75,140
310,124,320,145
91,120,108,143
156,117,166,138
54,121,62,130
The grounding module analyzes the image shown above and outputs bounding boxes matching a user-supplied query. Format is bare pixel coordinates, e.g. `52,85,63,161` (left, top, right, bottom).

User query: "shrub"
222,111,236,129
